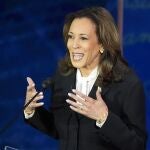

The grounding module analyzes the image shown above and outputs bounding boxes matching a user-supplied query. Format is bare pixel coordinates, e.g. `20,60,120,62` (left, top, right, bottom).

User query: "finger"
32,95,44,102
27,77,35,86
26,77,37,92
96,88,102,101
30,102,44,108
68,93,87,106
72,89,87,99
26,92,43,102
72,89,93,103
34,92,43,98
66,99,81,108
66,99,88,112
69,105,82,113
69,105,87,115
27,84,36,91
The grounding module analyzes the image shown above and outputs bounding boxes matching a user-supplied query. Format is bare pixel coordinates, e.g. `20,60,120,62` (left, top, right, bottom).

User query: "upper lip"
72,52,84,55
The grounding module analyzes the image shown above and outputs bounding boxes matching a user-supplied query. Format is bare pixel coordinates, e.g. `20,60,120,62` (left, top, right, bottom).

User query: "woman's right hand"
24,77,44,115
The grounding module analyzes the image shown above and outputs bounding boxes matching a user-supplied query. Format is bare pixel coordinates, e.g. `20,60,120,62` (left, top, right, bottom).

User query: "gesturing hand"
24,77,44,115
66,88,108,122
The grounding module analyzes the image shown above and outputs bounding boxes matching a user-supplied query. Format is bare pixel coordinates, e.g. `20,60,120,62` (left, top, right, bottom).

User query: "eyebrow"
68,32,88,36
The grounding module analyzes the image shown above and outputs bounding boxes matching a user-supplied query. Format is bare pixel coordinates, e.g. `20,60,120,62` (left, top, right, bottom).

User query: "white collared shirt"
76,66,99,96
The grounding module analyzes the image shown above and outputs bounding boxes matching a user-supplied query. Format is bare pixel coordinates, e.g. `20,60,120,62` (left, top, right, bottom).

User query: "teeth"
73,53,84,61
73,55,83,61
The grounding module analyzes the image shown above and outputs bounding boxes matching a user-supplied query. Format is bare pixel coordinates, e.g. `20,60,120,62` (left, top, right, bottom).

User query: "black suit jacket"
26,69,147,150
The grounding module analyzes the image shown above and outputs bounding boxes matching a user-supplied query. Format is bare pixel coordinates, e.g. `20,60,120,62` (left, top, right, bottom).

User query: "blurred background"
0,0,149,149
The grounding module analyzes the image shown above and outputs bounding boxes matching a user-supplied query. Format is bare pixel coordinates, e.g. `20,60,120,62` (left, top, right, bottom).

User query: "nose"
72,38,80,49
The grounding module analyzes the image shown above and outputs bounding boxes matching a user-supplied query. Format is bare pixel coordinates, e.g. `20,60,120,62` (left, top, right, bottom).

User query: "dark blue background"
0,0,149,149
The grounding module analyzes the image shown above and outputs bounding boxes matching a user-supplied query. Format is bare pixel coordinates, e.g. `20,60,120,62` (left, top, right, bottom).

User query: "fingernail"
68,93,71,96
72,89,76,92
40,102,44,105
66,99,69,102
70,106,73,109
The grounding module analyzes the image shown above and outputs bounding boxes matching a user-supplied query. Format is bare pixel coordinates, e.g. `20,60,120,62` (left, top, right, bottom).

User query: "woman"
24,7,147,150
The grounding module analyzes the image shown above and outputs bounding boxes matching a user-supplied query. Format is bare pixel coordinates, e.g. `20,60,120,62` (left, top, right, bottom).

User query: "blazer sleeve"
99,78,147,150
25,106,59,139
24,73,59,139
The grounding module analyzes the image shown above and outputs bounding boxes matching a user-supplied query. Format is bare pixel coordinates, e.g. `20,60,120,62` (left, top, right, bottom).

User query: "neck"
79,65,98,77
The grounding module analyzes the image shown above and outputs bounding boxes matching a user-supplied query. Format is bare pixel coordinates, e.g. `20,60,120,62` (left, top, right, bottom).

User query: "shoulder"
122,68,143,87
114,68,145,100
110,68,144,95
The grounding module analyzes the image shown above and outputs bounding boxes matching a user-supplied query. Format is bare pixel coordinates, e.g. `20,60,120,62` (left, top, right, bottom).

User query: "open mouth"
72,52,84,61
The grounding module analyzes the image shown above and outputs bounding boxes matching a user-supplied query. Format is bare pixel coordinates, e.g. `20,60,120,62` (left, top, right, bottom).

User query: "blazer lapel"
65,70,76,93
88,79,112,100
66,70,111,99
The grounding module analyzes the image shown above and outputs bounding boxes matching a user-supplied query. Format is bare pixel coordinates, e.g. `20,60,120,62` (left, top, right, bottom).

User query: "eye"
68,34,74,39
80,37,88,40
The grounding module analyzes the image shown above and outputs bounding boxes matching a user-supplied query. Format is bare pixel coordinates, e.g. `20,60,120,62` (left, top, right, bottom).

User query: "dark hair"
59,7,128,84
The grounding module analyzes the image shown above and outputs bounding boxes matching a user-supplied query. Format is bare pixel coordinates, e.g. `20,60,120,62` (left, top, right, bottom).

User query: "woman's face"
67,18,100,75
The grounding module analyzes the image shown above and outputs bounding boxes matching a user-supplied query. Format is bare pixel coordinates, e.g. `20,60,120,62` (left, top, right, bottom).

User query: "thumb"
96,87,102,101
27,77,35,86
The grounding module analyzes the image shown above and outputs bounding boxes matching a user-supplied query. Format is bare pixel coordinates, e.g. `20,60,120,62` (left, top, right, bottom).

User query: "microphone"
42,77,53,89
23,77,53,110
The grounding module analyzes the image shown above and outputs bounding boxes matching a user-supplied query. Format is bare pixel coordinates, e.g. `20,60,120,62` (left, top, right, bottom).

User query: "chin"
71,61,85,69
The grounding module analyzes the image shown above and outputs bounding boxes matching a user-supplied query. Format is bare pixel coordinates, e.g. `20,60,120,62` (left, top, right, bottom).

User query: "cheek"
86,48,99,61
86,52,93,62
67,42,73,55
67,42,70,50
85,47,94,57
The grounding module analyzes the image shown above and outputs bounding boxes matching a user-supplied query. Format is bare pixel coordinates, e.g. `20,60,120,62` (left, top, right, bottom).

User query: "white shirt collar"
76,66,99,82
76,66,99,96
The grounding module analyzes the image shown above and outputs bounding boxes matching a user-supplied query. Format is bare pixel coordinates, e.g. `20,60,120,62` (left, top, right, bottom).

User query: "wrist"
24,108,34,115
96,109,108,124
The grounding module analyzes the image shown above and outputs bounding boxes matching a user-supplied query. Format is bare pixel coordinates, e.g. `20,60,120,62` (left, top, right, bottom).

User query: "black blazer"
26,69,147,150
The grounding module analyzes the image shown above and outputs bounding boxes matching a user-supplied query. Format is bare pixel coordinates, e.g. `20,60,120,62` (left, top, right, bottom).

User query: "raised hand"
66,88,108,122
24,77,44,115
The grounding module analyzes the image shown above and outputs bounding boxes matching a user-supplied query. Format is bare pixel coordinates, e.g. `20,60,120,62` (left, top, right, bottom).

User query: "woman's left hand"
66,88,108,122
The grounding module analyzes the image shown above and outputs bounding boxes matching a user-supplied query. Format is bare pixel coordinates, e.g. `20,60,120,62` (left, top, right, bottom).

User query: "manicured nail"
68,93,71,96
72,89,76,92
66,99,69,103
39,92,43,95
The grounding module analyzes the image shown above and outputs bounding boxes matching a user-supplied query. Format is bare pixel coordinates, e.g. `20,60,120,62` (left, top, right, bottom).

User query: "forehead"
69,17,96,34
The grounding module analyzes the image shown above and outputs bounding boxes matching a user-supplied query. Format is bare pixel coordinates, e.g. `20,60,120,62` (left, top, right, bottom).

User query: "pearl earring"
99,47,104,54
